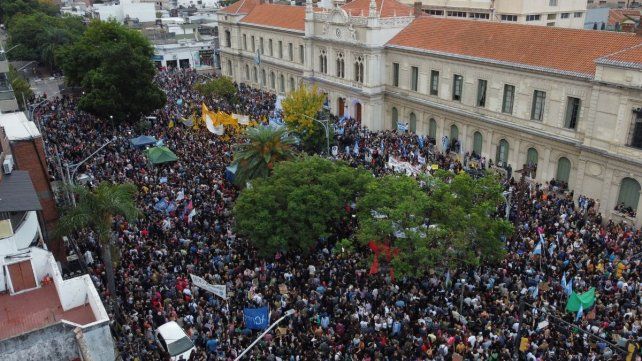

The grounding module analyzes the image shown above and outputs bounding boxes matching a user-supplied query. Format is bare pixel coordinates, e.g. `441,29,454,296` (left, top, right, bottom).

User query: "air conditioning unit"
3,155,14,175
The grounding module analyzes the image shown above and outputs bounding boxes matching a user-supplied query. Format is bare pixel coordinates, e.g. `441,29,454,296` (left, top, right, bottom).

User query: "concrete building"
218,0,642,225
0,112,60,260
92,0,157,23
177,0,220,9
0,122,114,361
587,0,641,8
399,0,588,28
0,49,20,114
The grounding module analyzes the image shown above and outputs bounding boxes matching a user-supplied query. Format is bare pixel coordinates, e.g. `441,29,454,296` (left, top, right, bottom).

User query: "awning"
129,135,158,148
0,171,42,212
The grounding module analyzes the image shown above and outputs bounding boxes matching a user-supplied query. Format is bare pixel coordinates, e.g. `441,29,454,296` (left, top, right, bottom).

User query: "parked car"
155,321,196,361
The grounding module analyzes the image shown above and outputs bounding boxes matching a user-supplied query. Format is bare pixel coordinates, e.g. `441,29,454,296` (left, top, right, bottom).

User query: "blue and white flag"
397,121,408,132
548,242,556,256
154,199,168,211
533,241,542,255
576,304,584,321
353,139,359,155
269,116,284,128
531,283,539,298
243,306,270,330
561,272,567,290
418,135,425,149
565,278,573,296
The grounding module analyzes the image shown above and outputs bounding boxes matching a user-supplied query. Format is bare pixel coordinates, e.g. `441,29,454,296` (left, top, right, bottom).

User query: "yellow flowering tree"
281,85,328,153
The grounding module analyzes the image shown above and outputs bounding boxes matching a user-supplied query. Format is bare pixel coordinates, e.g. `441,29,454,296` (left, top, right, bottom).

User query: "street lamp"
234,309,295,361
65,139,114,207
299,113,330,156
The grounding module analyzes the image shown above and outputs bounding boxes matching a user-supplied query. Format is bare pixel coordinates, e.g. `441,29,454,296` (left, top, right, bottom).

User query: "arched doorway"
526,147,538,178
617,178,641,215
338,97,345,117
496,139,509,167
473,131,482,157
556,157,571,185
428,118,437,139
392,107,398,130
355,102,362,123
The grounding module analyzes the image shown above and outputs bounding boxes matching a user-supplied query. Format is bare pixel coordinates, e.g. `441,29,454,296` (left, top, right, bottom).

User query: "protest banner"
190,274,226,300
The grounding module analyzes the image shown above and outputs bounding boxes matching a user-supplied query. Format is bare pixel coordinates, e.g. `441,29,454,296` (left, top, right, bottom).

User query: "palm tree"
56,182,140,299
232,125,296,187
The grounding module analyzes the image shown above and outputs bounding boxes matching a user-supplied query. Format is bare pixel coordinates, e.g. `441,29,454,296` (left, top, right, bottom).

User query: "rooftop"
387,17,642,78
0,284,95,340
0,112,41,141
219,0,261,15
0,171,42,213
240,3,305,31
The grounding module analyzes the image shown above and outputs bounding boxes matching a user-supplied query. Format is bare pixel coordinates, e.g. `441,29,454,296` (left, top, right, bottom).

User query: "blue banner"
243,306,270,330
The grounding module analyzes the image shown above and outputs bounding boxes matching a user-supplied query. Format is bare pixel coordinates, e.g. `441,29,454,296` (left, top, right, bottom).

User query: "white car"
155,321,196,361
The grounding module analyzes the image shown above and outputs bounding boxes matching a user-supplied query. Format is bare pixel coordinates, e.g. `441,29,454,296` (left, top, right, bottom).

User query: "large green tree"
234,156,373,256
7,13,84,69
356,170,513,277
232,125,296,187
56,182,140,298
56,20,166,121
194,76,237,103
0,0,58,26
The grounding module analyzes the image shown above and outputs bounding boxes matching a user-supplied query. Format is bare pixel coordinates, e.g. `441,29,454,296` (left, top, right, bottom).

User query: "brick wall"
10,137,63,260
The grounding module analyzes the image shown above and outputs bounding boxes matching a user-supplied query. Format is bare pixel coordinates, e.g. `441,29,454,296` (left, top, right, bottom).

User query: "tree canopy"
234,156,373,256
0,0,59,26
281,85,329,153
56,20,166,122
194,76,237,103
8,65,33,110
7,12,84,69
232,125,296,187
355,170,513,277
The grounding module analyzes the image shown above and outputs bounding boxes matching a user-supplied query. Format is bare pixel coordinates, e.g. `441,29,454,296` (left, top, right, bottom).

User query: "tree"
0,0,59,26
194,76,237,103
234,156,373,256
56,20,166,121
56,182,140,299
7,13,84,69
423,170,513,266
232,125,296,187
355,170,513,277
8,65,33,110
281,85,327,153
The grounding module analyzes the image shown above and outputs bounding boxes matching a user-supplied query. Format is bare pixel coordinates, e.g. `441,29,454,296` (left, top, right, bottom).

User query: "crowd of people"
34,68,642,360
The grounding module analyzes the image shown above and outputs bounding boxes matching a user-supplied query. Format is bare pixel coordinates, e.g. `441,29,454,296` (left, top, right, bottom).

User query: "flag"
188,208,197,223
445,270,451,288
548,242,556,256
576,304,584,321
353,139,359,155
154,199,168,211
533,241,542,255
190,274,226,299
531,283,539,298
565,288,596,313
565,278,573,296
397,121,408,132
243,306,270,330
418,135,425,149
561,272,567,289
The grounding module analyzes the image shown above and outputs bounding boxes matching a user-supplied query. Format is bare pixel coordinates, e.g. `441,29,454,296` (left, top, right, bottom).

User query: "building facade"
0,49,19,114
401,0,588,29
218,0,642,225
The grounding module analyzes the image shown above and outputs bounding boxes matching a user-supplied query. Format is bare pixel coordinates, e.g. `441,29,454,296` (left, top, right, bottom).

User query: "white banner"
190,274,227,299
233,114,250,125
204,112,225,135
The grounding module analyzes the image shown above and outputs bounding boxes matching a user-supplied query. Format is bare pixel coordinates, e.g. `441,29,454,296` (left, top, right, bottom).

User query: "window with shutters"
556,157,571,184
502,85,515,114
430,70,439,95
392,63,399,87
477,79,487,107
531,90,546,121
410,66,419,91
452,74,463,101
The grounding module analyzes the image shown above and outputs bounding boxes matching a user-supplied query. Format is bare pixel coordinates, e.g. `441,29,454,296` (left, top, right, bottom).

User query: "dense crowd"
35,68,642,360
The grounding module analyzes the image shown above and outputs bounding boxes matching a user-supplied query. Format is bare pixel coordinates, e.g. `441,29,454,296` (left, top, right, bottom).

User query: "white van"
155,321,196,361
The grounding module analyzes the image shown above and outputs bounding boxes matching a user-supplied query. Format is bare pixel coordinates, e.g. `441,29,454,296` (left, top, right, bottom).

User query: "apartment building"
0,48,19,114
398,0,588,28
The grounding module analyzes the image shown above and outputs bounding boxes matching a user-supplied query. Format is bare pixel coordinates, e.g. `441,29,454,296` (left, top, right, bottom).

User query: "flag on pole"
243,306,270,330
576,304,584,321
565,278,573,296
533,240,542,255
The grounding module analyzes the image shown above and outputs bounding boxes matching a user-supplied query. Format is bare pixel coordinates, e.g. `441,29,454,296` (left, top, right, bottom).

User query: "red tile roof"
599,44,642,69
0,285,95,340
342,0,413,18
219,0,261,15
387,17,642,77
240,4,306,31
608,9,640,25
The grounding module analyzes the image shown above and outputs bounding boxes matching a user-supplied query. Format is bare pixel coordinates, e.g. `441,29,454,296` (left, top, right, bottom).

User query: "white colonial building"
218,0,642,225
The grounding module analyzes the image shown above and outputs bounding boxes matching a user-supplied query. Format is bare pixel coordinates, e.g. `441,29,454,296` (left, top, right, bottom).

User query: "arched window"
391,107,398,129
473,131,483,156
319,50,327,73
227,60,232,76
409,112,417,133
252,66,258,83
261,69,266,86
354,56,364,83
279,74,285,93
289,77,295,91
450,124,459,141
618,178,641,212
556,157,571,184
429,118,437,139
244,64,250,80
270,71,275,89
336,52,345,78
527,147,538,178
496,139,509,166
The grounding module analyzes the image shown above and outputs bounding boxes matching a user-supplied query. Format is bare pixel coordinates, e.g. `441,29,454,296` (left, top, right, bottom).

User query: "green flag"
566,287,596,313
